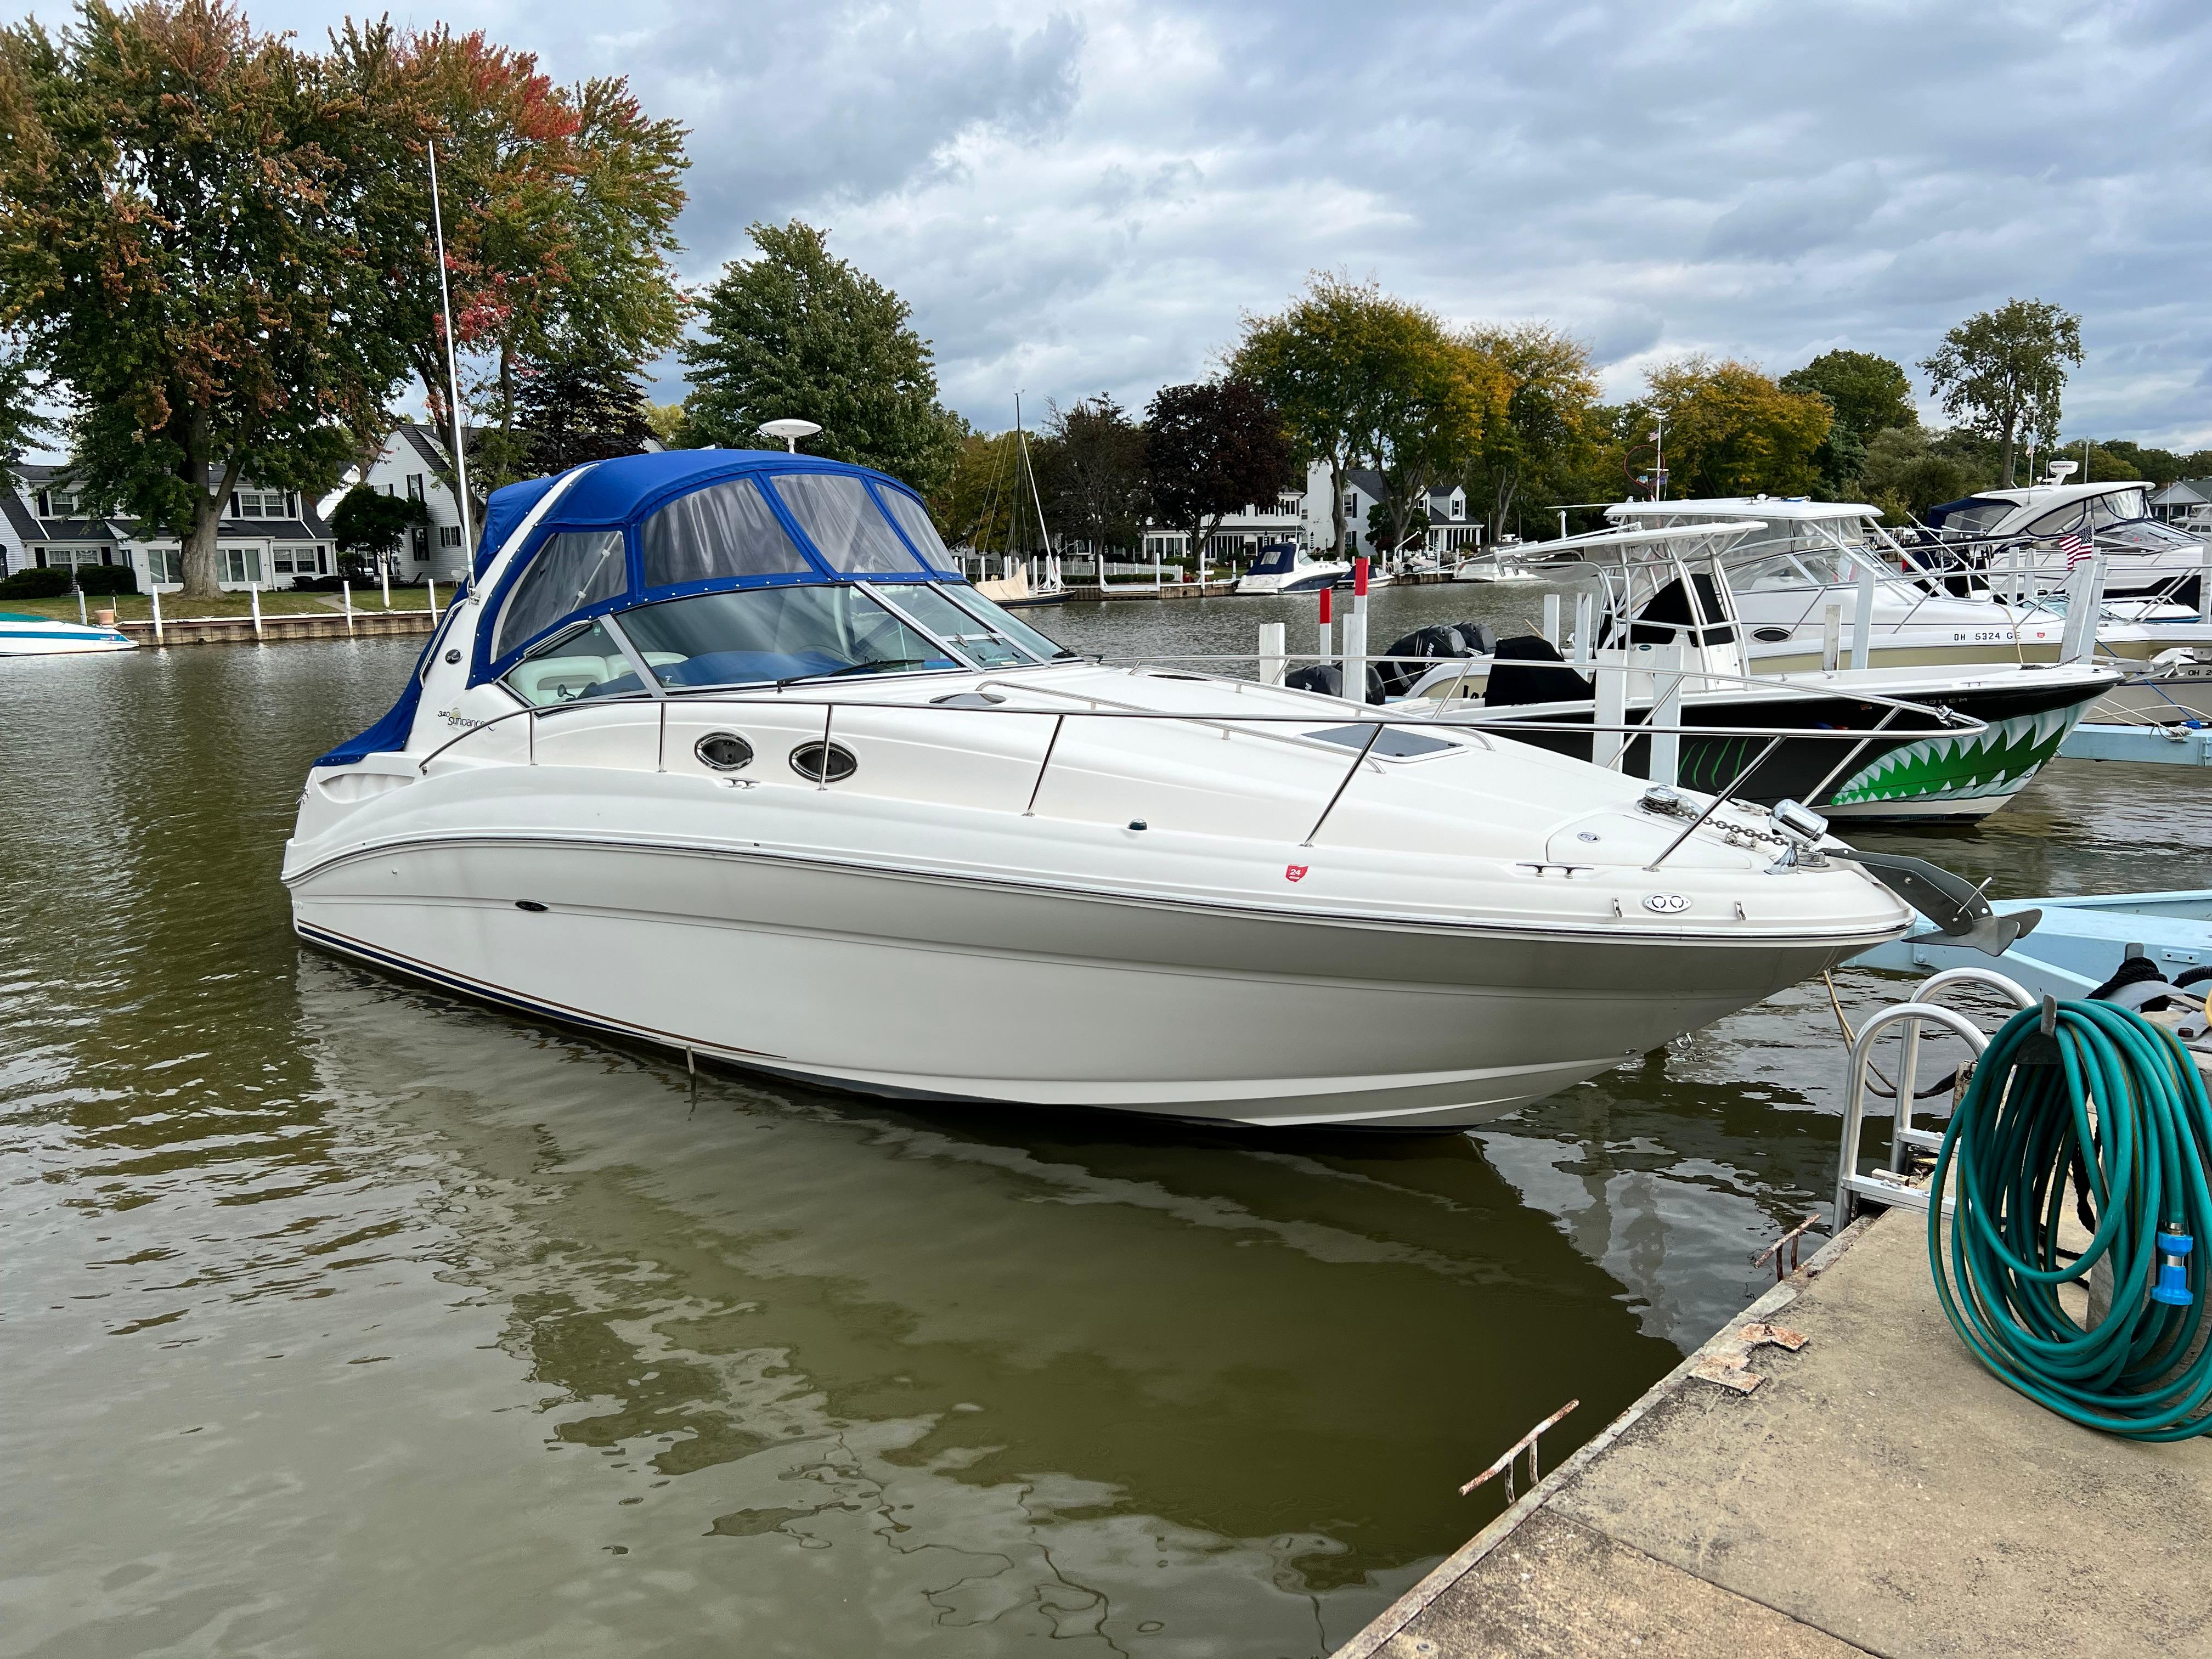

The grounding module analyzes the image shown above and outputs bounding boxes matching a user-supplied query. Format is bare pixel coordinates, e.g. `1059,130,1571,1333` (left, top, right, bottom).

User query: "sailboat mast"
1014,391,1052,561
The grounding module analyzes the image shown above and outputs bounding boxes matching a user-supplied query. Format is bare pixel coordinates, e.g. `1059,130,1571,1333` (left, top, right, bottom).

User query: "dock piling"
1258,621,1286,687
150,584,162,645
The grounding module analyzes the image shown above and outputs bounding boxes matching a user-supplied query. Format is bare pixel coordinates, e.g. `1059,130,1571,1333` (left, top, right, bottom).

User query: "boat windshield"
611,585,959,690
1931,498,2015,534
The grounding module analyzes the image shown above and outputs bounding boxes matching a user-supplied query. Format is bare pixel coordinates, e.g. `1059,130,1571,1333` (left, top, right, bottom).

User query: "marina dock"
1335,1201,2212,1659
119,607,438,646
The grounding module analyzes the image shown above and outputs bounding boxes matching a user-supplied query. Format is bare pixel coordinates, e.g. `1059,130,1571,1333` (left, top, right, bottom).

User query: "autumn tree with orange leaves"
331,22,689,501
0,1,689,598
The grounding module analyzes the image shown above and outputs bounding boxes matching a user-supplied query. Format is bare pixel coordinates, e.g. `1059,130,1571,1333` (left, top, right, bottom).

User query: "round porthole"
695,732,755,772
788,740,858,783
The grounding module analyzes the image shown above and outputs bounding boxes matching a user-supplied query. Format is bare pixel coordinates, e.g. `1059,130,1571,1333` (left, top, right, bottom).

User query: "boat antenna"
427,139,475,588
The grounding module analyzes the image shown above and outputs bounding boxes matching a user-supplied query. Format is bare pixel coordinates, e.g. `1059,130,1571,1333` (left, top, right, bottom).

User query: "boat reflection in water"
285,452,1911,1131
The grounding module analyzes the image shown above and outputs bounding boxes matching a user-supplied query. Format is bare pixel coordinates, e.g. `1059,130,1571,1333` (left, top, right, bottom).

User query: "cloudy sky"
25,0,2212,442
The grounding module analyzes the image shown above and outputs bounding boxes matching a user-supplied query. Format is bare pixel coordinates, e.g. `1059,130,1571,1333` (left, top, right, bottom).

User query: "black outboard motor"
1372,622,1497,698
1483,634,1594,707
1284,662,1388,703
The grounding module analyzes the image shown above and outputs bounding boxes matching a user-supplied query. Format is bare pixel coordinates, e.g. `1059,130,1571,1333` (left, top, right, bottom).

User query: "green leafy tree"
326,23,689,510
1459,324,1600,541
0,0,416,599
1232,274,1416,555
1781,349,1917,495
1142,380,1292,568
514,354,655,473
681,219,964,495
644,402,687,448
0,338,54,462
1367,330,1508,556
1035,395,1148,557
1920,298,2082,487
330,484,429,576
1638,357,1832,499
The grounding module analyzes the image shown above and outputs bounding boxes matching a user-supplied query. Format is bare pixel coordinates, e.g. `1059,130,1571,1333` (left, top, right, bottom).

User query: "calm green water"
4,608,2206,1657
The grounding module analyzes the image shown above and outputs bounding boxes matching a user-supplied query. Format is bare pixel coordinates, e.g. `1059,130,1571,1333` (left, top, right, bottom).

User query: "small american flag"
2058,532,2093,569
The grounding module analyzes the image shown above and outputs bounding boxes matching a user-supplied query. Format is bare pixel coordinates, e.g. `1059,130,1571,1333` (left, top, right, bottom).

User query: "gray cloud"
28,0,2211,444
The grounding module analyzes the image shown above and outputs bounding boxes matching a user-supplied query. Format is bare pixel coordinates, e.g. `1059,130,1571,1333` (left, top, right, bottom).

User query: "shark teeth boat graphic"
1829,704,2090,807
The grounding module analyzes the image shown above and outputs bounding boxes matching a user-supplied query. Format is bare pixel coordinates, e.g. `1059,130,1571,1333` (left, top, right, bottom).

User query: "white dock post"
1648,642,1684,788
249,580,263,639
1821,602,1842,672
1346,557,1370,702
150,583,163,644
77,587,88,624
1259,620,1286,687
342,580,354,635
427,578,439,622
2199,536,2211,625
1850,566,1875,670
1542,591,1561,648
1592,650,1628,771
381,563,391,610
1572,591,1594,665
1317,585,1333,671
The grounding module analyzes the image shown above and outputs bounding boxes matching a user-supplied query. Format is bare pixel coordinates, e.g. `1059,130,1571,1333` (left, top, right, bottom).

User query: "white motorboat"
1601,498,2209,667
284,452,1913,1131
1920,472,2212,604
1395,520,2120,821
1233,541,1350,595
0,610,136,657
1452,547,1543,584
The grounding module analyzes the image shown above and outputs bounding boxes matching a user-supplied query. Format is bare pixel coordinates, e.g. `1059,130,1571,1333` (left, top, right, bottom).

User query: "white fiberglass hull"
290,822,1884,1130
1234,563,1350,596
285,661,1907,1130
0,618,136,656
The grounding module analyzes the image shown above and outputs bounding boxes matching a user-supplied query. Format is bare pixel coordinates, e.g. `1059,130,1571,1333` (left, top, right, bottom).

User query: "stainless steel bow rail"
1832,966,2037,1228
411,670,1984,859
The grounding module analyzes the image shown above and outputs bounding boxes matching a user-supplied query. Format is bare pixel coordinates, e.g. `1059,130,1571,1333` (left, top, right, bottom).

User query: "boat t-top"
1390,515,2118,820
1600,496,2210,724
284,450,1920,1130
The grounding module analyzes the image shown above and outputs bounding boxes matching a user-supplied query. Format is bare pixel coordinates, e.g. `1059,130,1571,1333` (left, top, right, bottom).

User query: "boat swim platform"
2057,721,2212,766
1333,1203,2212,1659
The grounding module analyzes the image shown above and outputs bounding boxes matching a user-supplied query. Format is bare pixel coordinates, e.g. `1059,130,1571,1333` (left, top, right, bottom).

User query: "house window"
406,474,425,502
43,488,83,516
220,547,264,584
145,548,180,584
439,524,462,548
271,546,328,575
231,490,285,517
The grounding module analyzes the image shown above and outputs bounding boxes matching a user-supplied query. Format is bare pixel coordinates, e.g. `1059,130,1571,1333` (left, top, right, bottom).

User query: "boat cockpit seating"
1626,572,1736,648
1483,635,1595,708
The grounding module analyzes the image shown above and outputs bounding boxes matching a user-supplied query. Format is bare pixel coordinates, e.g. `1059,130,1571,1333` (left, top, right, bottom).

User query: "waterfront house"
1,463,336,590
1328,466,1483,559
319,424,477,583
2151,477,2212,528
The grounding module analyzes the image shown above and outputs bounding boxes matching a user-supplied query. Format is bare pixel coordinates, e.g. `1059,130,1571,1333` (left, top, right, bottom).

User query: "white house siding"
323,425,474,582
4,464,335,590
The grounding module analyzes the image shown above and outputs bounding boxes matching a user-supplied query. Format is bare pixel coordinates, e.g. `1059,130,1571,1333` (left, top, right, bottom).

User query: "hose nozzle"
2151,1225,2195,1308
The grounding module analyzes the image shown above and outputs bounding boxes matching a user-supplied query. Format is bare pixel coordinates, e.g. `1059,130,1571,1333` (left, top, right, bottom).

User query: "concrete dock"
1336,1204,2212,1659
120,607,437,646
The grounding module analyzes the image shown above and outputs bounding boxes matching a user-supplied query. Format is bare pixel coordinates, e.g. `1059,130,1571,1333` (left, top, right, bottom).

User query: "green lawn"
0,589,440,622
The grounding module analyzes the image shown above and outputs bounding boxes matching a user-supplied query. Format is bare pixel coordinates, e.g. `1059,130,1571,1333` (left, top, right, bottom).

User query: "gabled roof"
399,424,450,473
1345,467,1386,499
0,493,38,540
2151,477,2212,504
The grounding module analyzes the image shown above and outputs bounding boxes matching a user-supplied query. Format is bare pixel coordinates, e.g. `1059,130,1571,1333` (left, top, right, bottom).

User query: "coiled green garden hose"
1929,998,2212,1440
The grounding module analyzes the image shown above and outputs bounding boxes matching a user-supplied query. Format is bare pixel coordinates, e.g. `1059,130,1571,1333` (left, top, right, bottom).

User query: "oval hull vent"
789,740,858,783
695,732,755,771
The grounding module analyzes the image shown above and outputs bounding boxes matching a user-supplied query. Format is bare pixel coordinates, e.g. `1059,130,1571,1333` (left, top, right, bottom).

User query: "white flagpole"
427,140,476,589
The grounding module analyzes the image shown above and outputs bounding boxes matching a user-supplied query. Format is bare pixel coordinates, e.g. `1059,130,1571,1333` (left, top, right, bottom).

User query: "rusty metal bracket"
1459,1398,1579,1504
1752,1212,1823,1283
1689,1321,1810,1395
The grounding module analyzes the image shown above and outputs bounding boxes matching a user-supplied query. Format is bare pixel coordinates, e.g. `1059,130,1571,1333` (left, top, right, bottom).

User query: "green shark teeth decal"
1829,701,2092,806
